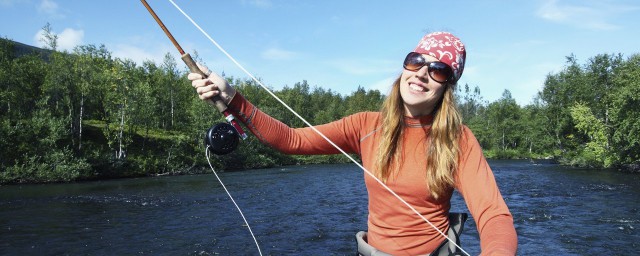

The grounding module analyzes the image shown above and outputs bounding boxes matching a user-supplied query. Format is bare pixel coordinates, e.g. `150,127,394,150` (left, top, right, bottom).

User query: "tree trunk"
78,94,84,151
117,100,126,159
502,130,506,151
170,88,175,129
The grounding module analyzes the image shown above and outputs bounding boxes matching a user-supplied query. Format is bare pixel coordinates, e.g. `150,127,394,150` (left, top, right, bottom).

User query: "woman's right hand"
187,63,236,105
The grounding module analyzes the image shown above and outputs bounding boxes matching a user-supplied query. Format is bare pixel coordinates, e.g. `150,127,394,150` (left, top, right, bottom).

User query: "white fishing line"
205,146,263,256
169,0,469,255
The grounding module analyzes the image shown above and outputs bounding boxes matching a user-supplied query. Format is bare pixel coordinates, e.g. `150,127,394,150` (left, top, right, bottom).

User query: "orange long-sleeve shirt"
228,93,517,255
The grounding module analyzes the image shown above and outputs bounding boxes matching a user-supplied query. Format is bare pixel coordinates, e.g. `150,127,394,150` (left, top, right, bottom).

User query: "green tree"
39,23,58,51
569,103,613,167
155,53,194,131
277,80,312,127
344,86,384,116
311,86,344,124
0,44,48,170
485,90,522,153
520,98,555,157
538,55,585,152
102,59,138,160
134,61,162,142
71,44,113,151
584,54,623,123
609,54,640,165
456,83,485,121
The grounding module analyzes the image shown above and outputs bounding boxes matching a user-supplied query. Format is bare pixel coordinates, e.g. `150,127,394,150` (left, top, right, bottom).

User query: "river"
0,160,638,255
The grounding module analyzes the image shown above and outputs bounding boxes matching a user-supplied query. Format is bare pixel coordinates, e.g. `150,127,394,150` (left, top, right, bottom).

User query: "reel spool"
205,123,240,155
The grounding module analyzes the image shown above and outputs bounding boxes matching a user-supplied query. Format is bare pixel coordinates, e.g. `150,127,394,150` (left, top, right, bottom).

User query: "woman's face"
399,54,447,117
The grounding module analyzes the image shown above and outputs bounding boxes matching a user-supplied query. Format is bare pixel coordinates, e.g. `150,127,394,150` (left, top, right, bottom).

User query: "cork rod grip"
181,53,228,113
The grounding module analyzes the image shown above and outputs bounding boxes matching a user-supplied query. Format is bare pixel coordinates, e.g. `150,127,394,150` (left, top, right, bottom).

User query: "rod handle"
181,53,228,113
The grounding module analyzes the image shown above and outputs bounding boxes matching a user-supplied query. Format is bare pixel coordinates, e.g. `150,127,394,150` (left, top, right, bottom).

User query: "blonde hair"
375,75,463,200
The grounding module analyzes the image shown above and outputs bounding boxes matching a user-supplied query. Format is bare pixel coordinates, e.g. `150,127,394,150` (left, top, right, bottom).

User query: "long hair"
375,75,463,200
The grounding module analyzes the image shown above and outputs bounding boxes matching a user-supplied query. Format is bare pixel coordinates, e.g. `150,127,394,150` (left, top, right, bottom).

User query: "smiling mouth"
409,83,427,92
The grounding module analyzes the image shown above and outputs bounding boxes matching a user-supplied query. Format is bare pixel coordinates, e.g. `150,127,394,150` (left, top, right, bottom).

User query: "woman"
189,32,518,255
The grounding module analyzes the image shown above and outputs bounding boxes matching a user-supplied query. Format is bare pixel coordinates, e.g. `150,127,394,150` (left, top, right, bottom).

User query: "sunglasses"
403,52,453,83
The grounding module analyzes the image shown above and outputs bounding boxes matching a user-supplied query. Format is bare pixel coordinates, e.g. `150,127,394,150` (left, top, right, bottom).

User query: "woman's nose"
416,66,431,81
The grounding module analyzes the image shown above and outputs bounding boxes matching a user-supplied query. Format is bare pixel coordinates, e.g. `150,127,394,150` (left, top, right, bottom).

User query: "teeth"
409,84,426,92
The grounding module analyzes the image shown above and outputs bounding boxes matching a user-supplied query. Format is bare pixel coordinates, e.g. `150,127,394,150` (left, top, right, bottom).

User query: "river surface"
1,160,638,255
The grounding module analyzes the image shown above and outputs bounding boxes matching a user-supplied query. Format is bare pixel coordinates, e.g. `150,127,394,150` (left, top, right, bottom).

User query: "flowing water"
1,160,638,255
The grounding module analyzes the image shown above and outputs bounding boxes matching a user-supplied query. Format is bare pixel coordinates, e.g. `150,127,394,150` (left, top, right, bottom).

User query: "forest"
1,28,639,183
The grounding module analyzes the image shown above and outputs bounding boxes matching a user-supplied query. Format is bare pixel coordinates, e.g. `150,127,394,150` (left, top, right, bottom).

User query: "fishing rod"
140,0,247,155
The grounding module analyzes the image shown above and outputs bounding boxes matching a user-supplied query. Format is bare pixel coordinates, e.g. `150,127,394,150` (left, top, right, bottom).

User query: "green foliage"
344,86,384,116
0,98,92,183
569,103,614,167
609,54,640,165
2,33,640,183
0,38,378,183
535,53,640,168
454,53,640,168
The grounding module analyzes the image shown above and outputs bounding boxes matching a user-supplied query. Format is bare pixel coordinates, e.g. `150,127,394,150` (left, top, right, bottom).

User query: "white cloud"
33,30,47,48
57,28,83,51
536,0,638,30
261,47,298,61
33,27,83,51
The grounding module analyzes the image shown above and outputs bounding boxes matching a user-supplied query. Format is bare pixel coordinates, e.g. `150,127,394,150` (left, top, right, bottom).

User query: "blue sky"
1,0,639,105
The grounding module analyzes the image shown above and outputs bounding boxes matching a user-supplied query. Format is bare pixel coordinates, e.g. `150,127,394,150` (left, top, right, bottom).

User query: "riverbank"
621,163,640,173
3,155,638,187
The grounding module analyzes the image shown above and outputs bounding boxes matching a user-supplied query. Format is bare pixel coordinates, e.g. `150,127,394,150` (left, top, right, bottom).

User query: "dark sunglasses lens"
403,52,424,71
429,62,453,82
403,52,453,82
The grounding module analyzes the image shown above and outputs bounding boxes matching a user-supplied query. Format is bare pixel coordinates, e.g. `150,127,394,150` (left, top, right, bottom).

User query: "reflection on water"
0,161,638,255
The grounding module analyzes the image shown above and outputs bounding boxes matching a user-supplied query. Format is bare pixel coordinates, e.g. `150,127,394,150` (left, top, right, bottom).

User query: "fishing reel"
205,122,240,155
205,112,249,155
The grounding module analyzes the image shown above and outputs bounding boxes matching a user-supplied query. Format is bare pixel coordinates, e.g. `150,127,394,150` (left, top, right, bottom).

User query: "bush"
0,148,91,183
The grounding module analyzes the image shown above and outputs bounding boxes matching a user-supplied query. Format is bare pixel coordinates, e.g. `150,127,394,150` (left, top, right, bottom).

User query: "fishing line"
205,146,263,256
169,0,469,255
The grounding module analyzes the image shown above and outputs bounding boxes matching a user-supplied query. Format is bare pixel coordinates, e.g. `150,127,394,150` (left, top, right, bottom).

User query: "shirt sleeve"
226,92,363,155
455,127,518,255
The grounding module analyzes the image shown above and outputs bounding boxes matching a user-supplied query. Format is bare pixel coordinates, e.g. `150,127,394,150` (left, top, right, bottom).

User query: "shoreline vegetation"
2,29,640,184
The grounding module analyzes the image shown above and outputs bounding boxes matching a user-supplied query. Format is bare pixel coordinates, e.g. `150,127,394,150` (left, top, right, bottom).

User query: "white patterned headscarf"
413,32,466,82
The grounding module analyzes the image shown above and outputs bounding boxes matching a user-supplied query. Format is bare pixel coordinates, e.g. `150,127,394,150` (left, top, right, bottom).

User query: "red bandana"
413,32,466,81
